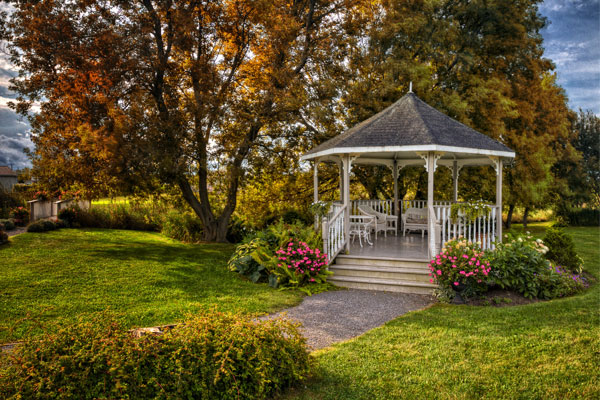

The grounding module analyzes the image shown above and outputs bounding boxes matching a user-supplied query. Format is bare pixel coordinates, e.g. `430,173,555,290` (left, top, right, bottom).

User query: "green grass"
0,229,303,343
286,225,600,400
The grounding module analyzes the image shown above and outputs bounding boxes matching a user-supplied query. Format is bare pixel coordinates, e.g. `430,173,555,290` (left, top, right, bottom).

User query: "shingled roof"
0,166,18,177
302,92,514,161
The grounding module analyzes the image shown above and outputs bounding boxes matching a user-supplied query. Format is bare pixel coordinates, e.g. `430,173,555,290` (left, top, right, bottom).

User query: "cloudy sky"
0,0,599,170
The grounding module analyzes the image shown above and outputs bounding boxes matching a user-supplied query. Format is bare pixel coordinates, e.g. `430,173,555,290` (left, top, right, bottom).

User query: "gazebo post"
452,160,459,202
427,152,436,258
393,159,399,224
342,154,351,253
313,159,319,230
496,158,503,242
338,159,344,203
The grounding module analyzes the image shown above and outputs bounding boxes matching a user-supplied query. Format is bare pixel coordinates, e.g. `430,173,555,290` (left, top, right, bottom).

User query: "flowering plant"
10,206,29,226
450,200,492,223
32,190,52,201
58,190,82,201
309,201,331,219
429,237,490,298
273,240,331,287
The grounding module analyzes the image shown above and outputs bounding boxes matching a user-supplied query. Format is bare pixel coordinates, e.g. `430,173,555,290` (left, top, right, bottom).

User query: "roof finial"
408,81,413,93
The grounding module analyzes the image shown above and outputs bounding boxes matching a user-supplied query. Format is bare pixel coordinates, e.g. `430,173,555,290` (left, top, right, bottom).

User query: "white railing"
402,199,452,211
433,204,499,250
350,199,393,215
322,204,347,264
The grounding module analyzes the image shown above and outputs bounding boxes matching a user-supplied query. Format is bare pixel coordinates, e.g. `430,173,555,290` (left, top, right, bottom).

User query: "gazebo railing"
350,199,393,215
322,204,347,265
434,204,499,250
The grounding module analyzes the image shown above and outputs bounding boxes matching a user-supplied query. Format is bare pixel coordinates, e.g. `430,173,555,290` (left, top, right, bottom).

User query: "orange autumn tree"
1,0,365,241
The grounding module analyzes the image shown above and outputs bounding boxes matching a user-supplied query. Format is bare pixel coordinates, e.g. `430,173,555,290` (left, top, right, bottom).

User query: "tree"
1,0,363,241
574,110,600,206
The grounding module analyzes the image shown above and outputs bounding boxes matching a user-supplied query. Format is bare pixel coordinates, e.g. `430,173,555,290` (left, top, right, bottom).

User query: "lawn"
0,229,303,343
285,225,600,399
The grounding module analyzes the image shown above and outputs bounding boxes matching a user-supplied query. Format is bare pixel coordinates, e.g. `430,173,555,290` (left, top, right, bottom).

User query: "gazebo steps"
329,256,435,294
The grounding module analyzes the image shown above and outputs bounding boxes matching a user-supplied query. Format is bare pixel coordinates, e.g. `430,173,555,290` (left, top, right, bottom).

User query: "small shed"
0,166,18,191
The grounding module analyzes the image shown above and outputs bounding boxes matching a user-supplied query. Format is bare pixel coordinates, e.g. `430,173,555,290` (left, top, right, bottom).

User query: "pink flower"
437,270,442,275
453,282,459,286
429,279,434,283
462,254,469,258
460,271,466,275
452,264,457,268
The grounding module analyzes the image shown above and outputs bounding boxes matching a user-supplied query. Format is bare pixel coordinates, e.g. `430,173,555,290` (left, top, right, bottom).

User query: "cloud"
540,0,600,114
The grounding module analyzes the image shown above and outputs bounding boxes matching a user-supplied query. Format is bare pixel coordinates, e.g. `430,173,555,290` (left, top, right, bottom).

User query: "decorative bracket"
387,164,403,176
417,152,443,173
488,156,501,176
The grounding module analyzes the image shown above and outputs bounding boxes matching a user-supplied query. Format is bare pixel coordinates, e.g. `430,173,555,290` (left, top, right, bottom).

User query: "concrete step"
336,254,429,269
328,275,436,295
330,264,431,283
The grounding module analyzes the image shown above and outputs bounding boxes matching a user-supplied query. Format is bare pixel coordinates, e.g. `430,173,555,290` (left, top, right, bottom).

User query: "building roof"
301,92,515,162
0,166,18,177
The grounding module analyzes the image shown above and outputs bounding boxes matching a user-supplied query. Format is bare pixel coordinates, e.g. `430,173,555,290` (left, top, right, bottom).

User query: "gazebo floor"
347,232,430,261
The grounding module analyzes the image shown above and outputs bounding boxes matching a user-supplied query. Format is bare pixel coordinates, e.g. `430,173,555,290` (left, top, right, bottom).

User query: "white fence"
28,198,91,221
433,205,499,250
322,204,347,264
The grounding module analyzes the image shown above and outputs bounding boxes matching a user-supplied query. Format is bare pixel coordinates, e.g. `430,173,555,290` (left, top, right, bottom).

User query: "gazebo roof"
301,92,515,166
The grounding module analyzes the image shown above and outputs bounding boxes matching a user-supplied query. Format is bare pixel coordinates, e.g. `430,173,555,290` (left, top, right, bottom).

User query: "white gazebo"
302,91,515,267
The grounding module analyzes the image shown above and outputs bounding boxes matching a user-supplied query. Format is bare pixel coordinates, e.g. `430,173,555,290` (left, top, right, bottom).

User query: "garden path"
263,289,434,350
6,227,26,237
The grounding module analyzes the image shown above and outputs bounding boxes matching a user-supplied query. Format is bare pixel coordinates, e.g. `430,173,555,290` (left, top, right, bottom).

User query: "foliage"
0,230,8,245
0,188,25,219
229,220,325,290
32,190,54,201
543,228,584,274
64,205,158,232
558,207,600,227
429,238,490,299
449,201,492,223
57,206,79,227
487,233,587,299
27,219,61,233
574,110,600,205
0,218,15,231
0,311,310,399
0,229,302,343
2,1,365,242
160,209,204,243
228,238,273,284
9,206,29,226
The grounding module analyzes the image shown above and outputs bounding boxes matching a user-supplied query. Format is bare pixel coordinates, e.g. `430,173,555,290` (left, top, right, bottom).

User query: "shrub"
272,240,331,287
0,218,15,231
57,206,79,227
0,312,310,399
161,209,203,242
556,206,599,226
0,188,25,219
429,238,490,299
9,206,29,226
543,228,584,273
487,233,587,299
0,230,8,245
229,220,325,289
27,219,59,233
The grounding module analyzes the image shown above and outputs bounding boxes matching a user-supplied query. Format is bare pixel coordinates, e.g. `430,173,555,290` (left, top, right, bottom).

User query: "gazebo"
301,90,515,269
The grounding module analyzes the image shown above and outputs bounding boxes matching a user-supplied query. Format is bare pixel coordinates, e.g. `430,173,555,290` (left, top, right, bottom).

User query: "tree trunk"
505,204,515,229
523,207,530,228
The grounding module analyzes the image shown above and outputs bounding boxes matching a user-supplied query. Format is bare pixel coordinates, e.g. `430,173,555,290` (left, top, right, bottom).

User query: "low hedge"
564,208,600,226
0,311,310,399
26,219,66,233
0,218,15,231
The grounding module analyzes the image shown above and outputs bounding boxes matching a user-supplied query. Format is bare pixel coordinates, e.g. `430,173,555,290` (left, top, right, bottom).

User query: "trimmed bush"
0,229,8,245
0,312,310,399
57,206,79,227
0,218,15,231
9,206,29,226
27,219,59,233
543,228,584,273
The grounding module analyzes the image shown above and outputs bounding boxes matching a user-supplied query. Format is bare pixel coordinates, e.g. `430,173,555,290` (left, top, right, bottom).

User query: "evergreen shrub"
543,228,584,273
0,312,310,399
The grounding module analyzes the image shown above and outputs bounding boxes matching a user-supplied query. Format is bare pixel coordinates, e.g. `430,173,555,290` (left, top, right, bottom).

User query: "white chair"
357,205,398,238
402,207,428,237
349,215,375,247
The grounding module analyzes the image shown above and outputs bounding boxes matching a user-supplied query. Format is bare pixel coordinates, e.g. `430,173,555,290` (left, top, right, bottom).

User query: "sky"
0,0,599,171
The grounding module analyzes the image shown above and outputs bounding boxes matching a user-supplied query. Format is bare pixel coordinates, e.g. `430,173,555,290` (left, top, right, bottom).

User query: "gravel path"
264,289,435,350
6,227,26,237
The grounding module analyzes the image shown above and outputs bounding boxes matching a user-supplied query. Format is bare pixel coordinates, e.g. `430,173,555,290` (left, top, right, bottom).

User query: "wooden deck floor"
348,232,430,261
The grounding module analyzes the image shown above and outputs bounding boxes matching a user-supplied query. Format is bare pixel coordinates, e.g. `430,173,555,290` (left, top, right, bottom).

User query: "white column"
343,154,351,253
338,159,344,203
496,159,503,242
313,160,319,230
427,152,436,258
452,160,459,202
393,160,399,220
